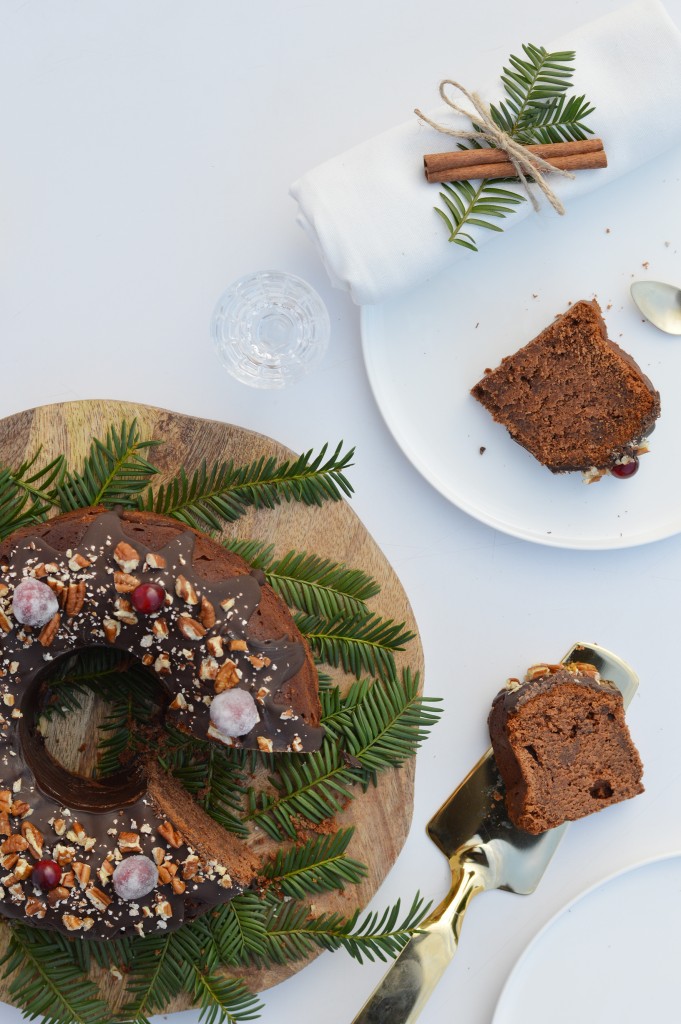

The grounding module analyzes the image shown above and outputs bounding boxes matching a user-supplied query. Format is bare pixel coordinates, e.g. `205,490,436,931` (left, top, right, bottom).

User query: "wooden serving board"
0,400,425,1016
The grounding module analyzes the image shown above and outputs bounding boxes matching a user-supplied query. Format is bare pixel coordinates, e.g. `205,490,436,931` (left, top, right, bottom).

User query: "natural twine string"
414,80,575,214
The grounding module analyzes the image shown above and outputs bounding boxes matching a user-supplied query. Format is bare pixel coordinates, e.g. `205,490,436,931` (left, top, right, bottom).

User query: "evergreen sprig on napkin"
433,44,595,250
0,420,441,1024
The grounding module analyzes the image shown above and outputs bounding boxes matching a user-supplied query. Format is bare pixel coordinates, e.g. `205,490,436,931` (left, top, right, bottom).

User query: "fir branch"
433,43,595,246
261,827,368,899
247,739,351,839
0,923,110,1024
209,893,271,966
140,441,355,531
254,891,429,967
0,448,66,539
263,550,380,617
40,649,158,725
56,419,159,511
189,968,263,1024
296,610,415,683
118,926,197,1020
435,180,525,251
155,728,250,836
247,671,441,838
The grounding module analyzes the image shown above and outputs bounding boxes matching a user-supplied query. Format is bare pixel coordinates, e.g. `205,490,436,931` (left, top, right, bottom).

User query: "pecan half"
38,612,60,647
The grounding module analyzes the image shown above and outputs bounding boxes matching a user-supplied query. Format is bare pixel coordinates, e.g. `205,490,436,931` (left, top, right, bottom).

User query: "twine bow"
415,80,575,214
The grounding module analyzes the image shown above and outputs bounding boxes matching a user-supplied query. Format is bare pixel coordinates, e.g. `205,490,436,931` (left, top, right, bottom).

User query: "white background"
2,1,681,1022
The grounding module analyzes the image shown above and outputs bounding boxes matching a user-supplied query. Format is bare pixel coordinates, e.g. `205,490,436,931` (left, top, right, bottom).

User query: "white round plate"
492,853,681,1024
360,162,681,551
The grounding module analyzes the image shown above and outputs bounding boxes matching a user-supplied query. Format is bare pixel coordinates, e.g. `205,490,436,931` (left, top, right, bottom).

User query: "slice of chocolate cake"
471,300,661,476
488,662,644,834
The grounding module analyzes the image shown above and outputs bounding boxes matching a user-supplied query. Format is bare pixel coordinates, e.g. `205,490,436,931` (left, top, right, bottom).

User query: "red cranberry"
611,456,639,479
130,582,166,614
32,859,62,890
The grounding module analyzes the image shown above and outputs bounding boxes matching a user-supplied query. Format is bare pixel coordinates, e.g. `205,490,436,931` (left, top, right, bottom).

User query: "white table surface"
2,1,681,1022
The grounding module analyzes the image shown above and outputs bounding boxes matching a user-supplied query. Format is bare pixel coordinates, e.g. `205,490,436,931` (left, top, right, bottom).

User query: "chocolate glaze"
0,509,324,938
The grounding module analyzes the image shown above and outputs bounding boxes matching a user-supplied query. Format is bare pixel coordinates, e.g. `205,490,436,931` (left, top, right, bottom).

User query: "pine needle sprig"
118,926,197,1021
0,924,110,1024
296,610,415,683
39,649,158,724
247,672,441,838
254,891,430,967
491,45,594,141
246,739,351,839
263,550,379,617
56,420,159,512
208,893,272,967
261,827,368,899
433,43,596,247
155,728,250,836
435,179,525,250
188,966,263,1024
140,442,355,531
0,449,66,539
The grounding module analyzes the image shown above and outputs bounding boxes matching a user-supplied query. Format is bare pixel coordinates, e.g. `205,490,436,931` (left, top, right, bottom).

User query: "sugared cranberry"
130,582,166,614
32,859,62,890
611,456,639,479
210,688,260,738
113,854,158,900
12,578,59,627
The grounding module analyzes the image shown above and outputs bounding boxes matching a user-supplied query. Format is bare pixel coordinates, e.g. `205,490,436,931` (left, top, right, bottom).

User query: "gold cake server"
349,641,639,1024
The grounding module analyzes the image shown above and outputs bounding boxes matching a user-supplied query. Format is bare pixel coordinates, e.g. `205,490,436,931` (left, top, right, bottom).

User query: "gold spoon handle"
350,864,485,1024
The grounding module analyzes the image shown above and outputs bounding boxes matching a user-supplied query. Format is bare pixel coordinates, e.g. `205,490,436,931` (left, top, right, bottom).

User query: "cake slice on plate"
471,299,661,478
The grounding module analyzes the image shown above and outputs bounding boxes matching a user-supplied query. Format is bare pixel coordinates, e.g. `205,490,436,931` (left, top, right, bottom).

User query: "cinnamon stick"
424,138,607,183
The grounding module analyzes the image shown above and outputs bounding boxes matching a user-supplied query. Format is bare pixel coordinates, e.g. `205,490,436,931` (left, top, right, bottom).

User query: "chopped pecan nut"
175,575,198,605
200,656,219,680
73,862,91,888
25,897,46,918
62,914,83,931
114,571,141,593
117,832,142,853
228,639,248,652
257,736,274,753
1,835,28,854
21,821,43,858
47,886,69,907
214,660,240,693
177,614,206,641
38,612,60,647
157,821,183,848
145,552,167,569
152,617,169,639
199,596,216,629
0,611,12,634
113,541,140,574
65,580,87,617
103,617,120,643
68,553,91,573
86,885,112,912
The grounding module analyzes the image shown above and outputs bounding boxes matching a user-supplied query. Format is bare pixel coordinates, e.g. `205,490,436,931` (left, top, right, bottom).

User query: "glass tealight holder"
211,270,330,388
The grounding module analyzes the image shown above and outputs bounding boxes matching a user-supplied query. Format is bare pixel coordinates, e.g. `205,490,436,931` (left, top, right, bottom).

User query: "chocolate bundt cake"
471,300,661,477
488,662,643,834
0,507,323,938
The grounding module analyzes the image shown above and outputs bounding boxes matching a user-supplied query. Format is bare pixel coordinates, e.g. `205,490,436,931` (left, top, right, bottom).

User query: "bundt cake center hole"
21,648,165,811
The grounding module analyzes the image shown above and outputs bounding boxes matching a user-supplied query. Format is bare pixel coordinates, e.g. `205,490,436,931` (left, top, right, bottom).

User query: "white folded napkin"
290,0,681,306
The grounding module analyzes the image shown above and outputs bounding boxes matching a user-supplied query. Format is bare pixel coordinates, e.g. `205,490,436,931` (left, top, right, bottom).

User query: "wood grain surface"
0,399,425,1017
